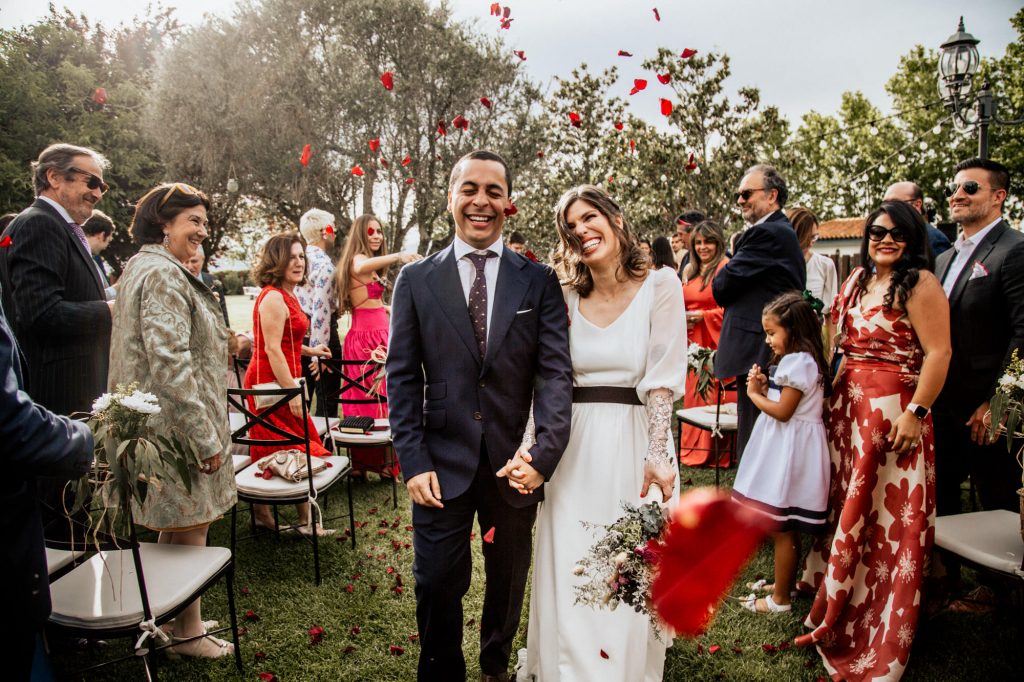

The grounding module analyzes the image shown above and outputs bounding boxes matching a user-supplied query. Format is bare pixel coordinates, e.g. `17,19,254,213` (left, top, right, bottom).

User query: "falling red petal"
653,8,661,21
480,97,492,108
490,2,500,16
607,176,614,184
0,236,12,248
379,158,389,169
617,50,633,57
437,121,447,136
524,250,538,262
93,87,107,105
629,79,647,96
600,649,609,659
657,73,671,84
299,143,312,167
452,114,469,130
536,150,545,158
649,488,770,636
660,98,673,116
680,48,698,59
380,71,394,91
504,201,518,217
614,121,624,131
629,139,636,153
513,50,526,61
369,138,380,152
568,111,582,128
324,225,335,235
502,6,510,19
401,155,412,167
351,165,365,177
483,526,496,543
405,178,415,185
500,18,513,29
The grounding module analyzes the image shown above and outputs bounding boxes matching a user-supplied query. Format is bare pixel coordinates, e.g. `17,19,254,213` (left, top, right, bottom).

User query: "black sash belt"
572,386,642,405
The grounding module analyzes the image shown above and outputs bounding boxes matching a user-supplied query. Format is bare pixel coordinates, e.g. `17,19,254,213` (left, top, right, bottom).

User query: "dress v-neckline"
574,275,650,330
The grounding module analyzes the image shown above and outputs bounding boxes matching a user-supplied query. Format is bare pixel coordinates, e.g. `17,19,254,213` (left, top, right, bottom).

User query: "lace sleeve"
644,389,674,467
519,404,536,452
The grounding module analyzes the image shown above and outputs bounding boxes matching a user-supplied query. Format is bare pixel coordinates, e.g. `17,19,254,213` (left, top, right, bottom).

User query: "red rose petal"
408,633,420,642
685,152,698,171
502,6,510,19
500,18,513,29
309,626,325,644
368,507,378,514
437,120,447,137
513,50,526,61
614,121,624,131
389,644,405,656
258,673,277,682
708,645,721,654
483,526,496,543
650,488,770,636
480,97,492,108
299,143,312,167
352,165,365,177
254,651,267,661
0,235,12,248
600,649,609,659
401,155,412,167
761,643,778,653
369,138,380,152
657,73,671,84
489,2,500,16
524,250,538,262
629,139,636,153
653,8,661,21
345,583,354,593
680,48,698,59
504,201,518,217
380,71,394,91
452,114,469,131
568,112,582,128
350,626,361,635
660,98,673,116
240,586,251,595
617,50,632,57
245,609,259,621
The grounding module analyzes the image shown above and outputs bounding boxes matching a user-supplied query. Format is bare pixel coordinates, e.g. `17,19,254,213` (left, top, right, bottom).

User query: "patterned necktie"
467,251,497,357
68,222,91,256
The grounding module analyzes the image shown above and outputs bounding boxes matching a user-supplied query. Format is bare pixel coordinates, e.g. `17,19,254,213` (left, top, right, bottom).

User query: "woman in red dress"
679,221,735,466
796,202,950,681
245,233,333,535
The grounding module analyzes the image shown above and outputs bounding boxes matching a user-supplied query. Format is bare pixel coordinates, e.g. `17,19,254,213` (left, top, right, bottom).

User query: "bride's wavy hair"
856,201,929,311
553,184,647,297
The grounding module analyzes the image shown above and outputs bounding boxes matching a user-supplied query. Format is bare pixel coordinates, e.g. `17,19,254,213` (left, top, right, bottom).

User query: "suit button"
473,411,482,420
478,381,486,388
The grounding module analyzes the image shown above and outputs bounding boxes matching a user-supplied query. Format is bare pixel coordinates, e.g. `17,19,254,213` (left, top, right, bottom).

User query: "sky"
0,0,1020,127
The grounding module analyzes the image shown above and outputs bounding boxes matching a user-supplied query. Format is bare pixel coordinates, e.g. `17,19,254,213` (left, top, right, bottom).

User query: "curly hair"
856,201,929,310
252,232,308,288
552,185,647,297
763,291,831,396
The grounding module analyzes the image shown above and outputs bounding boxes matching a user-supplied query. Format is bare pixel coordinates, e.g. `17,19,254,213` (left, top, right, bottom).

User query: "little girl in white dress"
731,291,830,614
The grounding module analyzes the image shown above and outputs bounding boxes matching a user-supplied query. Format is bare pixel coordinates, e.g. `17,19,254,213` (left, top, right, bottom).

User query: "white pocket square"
515,308,534,315
968,261,989,280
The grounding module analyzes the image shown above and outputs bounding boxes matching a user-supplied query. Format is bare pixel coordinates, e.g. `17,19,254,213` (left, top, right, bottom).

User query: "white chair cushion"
49,543,231,630
328,418,391,445
935,510,1024,577
236,455,349,499
232,454,253,473
46,547,85,576
676,404,738,431
310,416,340,437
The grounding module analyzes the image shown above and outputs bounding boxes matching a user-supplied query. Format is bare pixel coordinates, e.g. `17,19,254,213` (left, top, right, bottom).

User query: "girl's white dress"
731,351,829,532
518,268,687,682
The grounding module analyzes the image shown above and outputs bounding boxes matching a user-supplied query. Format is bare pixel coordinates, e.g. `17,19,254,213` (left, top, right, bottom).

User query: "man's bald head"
883,181,925,216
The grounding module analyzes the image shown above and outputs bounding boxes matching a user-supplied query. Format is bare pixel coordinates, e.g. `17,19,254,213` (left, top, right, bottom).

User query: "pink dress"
343,280,390,472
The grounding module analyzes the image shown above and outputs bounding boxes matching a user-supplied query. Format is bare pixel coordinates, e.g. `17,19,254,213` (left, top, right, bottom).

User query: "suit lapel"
425,245,482,363
935,249,954,284
948,220,1006,307
481,250,529,374
33,199,104,295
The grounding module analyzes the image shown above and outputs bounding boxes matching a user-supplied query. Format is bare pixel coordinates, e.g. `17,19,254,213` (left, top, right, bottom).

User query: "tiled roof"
819,217,864,240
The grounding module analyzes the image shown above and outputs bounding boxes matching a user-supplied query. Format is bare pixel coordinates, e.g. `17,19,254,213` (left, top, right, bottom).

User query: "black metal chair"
675,378,738,488
228,381,355,586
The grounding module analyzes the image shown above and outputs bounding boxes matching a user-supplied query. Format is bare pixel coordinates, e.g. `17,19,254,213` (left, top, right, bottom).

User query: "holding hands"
746,363,768,398
497,448,545,494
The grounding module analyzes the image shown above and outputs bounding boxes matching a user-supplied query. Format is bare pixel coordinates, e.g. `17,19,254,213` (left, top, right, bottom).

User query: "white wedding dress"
518,267,687,682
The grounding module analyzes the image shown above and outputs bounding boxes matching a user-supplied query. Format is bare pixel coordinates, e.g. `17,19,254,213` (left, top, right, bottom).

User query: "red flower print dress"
795,268,935,682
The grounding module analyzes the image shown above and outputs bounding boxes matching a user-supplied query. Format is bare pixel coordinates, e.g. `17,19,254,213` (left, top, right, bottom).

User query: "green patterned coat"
109,244,236,530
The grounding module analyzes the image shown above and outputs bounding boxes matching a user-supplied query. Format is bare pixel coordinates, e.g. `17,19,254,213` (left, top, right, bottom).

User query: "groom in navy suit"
387,150,572,681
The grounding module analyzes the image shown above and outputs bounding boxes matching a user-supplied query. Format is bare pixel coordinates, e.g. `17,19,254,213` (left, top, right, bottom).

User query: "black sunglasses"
866,224,909,243
733,187,766,202
69,167,109,193
943,180,985,197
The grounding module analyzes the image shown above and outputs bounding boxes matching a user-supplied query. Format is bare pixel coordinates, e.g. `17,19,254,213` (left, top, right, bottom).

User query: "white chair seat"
311,416,340,437
935,510,1024,577
676,404,738,431
236,455,349,499
232,454,253,472
329,417,391,445
46,547,86,576
49,544,231,630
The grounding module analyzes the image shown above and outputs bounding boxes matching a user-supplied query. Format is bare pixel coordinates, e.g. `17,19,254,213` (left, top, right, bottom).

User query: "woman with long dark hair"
649,235,676,271
796,201,951,681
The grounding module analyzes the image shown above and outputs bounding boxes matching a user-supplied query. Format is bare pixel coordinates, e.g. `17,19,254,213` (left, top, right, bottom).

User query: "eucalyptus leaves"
687,344,718,402
988,349,1024,485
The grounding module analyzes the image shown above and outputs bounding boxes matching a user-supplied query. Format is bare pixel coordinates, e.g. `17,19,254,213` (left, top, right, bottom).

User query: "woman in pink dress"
796,201,950,681
335,214,421,475
679,221,736,467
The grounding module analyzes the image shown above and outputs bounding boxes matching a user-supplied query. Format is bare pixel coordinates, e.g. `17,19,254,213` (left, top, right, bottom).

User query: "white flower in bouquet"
118,390,162,415
91,392,113,413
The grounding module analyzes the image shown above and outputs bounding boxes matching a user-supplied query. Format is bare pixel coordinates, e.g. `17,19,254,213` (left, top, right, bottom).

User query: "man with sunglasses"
0,143,113,540
882,180,952,262
932,157,1024,519
712,164,806,458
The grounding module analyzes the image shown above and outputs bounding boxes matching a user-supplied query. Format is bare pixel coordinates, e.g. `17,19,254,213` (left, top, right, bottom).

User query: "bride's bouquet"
687,344,717,401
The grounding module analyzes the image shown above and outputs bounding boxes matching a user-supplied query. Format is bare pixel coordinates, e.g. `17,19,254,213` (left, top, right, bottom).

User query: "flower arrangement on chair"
985,349,1024,540
686,344,717,402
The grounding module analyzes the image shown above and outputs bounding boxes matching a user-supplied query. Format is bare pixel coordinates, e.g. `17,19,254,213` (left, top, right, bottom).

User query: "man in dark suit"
712,164,806,457
933,158,1024,516
1,296,94,680
185,244,231,326
82,209,118,301
883,180,953,263
0,143,112,539
387,150,572,681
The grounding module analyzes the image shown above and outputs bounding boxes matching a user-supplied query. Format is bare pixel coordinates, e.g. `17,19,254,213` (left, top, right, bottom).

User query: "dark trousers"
5,624,36,681
933,407,1022,516
303,313,343,419
735,386,760,460
411,444,537,680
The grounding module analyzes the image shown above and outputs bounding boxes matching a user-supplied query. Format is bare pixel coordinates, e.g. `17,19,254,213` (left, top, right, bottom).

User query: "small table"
676,403,738,488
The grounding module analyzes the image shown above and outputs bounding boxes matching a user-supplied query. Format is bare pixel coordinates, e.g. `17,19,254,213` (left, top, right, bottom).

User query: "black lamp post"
938,17,1024,159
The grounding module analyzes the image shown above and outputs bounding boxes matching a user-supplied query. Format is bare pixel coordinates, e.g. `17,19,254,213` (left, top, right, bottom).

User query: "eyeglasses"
943,180,986,197
866,224,909,243
158,182,201,209
734,188,765,202
68,167,109,193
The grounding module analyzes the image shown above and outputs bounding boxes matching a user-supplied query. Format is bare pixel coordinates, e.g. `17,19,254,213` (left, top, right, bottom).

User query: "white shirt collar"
954,216,1001,252
38,195,75,224
453,233,504,260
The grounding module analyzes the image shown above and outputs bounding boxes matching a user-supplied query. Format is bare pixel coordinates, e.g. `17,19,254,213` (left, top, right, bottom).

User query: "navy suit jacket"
0,299,93,627
0,198,112,415
386,244,572,508
712,210,806,378
934,219,1024,420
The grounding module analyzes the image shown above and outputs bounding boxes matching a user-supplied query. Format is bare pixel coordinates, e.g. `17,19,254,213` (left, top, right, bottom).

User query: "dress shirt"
294,244,337,348
806,252,838,314
38,195,93,264
942,217,1001,297
453,234,503,341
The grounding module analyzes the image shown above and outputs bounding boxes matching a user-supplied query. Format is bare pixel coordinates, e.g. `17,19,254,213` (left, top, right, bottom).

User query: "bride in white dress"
503,185,687,681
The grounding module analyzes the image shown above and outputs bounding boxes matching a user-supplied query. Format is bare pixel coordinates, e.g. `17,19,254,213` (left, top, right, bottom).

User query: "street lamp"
938,16,1024,159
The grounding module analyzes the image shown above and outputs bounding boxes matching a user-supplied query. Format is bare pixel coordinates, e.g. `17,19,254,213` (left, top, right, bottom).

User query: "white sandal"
740,593,792,614
166,634,234,659
745,580,798,598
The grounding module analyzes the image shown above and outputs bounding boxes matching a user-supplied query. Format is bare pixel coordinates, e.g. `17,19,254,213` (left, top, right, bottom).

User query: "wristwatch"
906,403,929,419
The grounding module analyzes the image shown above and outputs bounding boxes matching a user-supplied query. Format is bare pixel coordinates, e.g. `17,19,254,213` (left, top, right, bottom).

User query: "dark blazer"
0,302,93,627
712,210,806,378
934,219,1024,421
927,223,952,260
386,245,572,508
0,199,112,416
201,271,231,326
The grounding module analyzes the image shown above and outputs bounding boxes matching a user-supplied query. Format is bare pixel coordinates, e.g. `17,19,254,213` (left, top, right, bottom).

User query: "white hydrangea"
91,393,113,413
118,391,162,415
999,375,1014,388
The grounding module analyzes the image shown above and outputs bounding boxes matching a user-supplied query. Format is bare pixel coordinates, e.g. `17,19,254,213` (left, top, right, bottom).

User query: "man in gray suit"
933,158,1024,516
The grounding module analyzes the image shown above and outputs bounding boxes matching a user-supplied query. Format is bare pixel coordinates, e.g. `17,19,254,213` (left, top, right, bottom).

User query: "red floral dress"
796,268,935,682
244,286,330,462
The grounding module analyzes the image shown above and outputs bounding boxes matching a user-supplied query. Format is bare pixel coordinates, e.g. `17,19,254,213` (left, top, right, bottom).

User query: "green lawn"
53,457,1021,681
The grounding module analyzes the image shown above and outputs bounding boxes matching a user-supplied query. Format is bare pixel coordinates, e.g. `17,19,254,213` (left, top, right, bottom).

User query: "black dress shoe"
480,673,511,682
